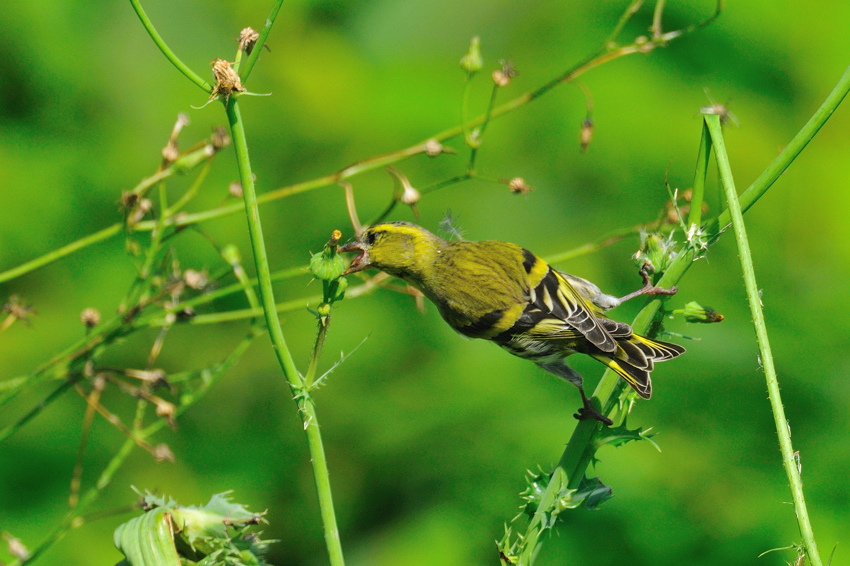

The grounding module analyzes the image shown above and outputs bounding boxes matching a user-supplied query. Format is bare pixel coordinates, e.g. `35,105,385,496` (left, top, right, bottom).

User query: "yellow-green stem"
225,99,345,566
705,113,822,566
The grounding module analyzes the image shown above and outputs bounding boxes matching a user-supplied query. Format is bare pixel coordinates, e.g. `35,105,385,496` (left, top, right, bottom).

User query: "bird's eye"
365,231,379,245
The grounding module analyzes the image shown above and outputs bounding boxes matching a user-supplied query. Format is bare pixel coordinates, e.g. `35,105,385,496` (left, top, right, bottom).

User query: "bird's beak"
339,241,370,275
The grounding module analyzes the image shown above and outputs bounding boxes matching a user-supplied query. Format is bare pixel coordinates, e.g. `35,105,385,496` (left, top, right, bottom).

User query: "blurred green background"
2,1,849,565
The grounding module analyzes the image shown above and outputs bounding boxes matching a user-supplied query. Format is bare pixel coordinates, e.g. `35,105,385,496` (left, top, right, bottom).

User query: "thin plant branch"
128,0,212,92
239,0,285,83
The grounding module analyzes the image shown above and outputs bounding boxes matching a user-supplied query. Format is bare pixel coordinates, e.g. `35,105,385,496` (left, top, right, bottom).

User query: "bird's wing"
494,259,618,353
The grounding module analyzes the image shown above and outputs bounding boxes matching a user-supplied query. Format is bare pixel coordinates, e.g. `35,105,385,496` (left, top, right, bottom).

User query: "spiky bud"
682,301,724,323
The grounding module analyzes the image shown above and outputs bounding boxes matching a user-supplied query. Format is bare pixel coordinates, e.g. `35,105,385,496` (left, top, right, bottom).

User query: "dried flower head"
155,400,177,428
183,269,208,290
1,295,36,329
424,138,445,157
492,59,518,87
153,443,175,462
386,166,421,216
3,532,31,561
229,180,244,198
580,118,594,153
239,27,261,54
209,58,245,105
120,191,139,210
508,177,533,196
80,308,101,328
210,126,231,150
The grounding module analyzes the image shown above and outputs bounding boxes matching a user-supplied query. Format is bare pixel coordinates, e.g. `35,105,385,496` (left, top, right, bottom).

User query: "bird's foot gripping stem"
616,262,678,305
573,386,613,426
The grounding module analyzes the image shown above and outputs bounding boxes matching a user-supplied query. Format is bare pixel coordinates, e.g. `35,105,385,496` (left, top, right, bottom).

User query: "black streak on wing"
521,248,537,274
461,309,504,338
536,269,616,353
493,305,547,343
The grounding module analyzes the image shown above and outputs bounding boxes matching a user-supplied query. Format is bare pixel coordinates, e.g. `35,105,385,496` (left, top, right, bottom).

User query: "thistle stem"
705,113,823,566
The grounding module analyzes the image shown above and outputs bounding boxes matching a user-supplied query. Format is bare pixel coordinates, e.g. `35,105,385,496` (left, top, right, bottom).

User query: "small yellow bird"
340,222,684,424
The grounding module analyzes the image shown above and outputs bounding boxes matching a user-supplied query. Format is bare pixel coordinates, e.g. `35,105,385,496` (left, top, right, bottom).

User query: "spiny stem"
705,113,822,566
225,99,345,566
128,0,211,92
516,61,850,566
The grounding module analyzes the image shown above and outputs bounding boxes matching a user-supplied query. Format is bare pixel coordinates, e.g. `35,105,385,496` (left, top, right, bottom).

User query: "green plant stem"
1,6,720,286
128,0,212,92
709,64,850,235
705,114,822,566
687,120,711,227
545,225,643,265
11,330,259,566
0,223,122,284
225,99,345,566
239,0,285,83
165,160,212,216
605,0,644,47
517,62,850,566
650,0,667,38
0,377,79,442
467,83,500,172
131,11,717,233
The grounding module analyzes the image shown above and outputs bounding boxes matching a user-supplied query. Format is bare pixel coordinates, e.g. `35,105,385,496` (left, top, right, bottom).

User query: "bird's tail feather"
591,334,685,400
591,353,652,399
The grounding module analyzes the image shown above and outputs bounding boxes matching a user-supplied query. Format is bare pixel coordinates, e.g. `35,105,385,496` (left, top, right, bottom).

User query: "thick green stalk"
225,100,345,566
128,0,211,92
518,63,850,566
705,114,822,566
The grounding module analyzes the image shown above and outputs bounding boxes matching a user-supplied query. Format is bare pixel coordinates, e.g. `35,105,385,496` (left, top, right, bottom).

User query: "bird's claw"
573,406,613,426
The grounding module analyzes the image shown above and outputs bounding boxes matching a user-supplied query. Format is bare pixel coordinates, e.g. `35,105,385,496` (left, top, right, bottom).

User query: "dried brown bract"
209,58,245,106
508,177,533,196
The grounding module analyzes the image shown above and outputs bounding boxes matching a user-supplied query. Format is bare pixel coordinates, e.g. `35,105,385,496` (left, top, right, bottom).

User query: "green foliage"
114,492,273,566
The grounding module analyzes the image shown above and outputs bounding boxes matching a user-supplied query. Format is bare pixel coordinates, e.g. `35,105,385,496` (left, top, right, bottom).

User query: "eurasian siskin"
340,222,684,424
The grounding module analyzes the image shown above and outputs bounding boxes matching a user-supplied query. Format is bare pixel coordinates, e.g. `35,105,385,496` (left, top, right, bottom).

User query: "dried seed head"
386,166,421,206
508,177,533,196
80,308,101,328
153,443,175,462
209,58,246,104
121,191,140,210
129,199,153,225
210,126,231,150
424,138,444,157
176,306,196,321
229,180,244,198
2,295,36,325
580,118,594,153
3,532,30,561
161,142,180,163
239,27,260,54
183,269,208,290
492,59,518,87
155,400,177,427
